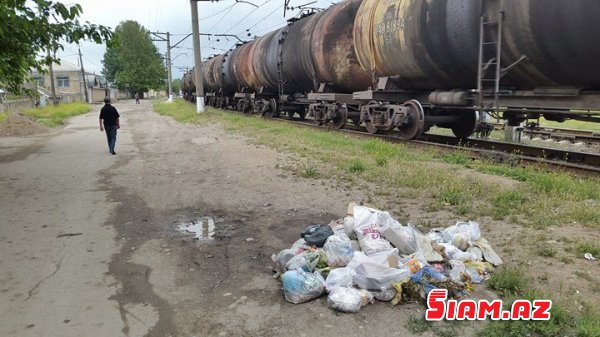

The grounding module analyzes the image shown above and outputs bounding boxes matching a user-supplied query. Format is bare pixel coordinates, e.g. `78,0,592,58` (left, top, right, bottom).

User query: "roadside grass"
153,99,600,229
24,102,91,127
0,112,8,123
483,266,600,337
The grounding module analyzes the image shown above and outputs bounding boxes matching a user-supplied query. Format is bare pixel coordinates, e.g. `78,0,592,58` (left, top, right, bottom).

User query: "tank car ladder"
477,10,504,134
477,4,528,139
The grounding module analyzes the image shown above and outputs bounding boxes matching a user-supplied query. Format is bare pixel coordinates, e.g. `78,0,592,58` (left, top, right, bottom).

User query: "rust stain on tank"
312,0,371,92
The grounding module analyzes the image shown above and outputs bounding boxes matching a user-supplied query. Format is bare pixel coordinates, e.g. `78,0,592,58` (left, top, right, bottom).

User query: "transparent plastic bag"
325,267,354,292
282,269,326,304
324,235,354,268
327,287,363,313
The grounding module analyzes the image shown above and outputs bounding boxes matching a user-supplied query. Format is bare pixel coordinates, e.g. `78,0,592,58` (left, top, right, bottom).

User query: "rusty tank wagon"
184,0,600,140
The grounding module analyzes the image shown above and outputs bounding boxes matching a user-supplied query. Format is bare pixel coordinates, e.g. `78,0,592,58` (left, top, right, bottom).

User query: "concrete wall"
90,88,109,103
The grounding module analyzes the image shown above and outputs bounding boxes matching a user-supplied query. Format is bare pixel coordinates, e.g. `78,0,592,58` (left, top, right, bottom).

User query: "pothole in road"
177,217,215,242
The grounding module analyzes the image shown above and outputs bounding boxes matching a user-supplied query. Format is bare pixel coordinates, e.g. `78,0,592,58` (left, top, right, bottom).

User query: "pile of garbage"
272,204,503,313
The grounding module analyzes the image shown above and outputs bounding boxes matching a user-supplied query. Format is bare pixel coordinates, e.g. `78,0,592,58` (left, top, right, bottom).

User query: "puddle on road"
177,217,215,242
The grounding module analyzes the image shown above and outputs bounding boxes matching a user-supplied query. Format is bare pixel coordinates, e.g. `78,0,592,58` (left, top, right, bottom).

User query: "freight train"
182,0,600,140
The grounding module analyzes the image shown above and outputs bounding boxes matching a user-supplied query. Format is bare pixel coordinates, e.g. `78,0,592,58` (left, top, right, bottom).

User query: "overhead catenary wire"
239,3,285,36
222,0,272,34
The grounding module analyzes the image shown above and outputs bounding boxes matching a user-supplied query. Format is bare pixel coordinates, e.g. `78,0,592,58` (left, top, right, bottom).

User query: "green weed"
299,165,318,179
375,156,387,167
536,245,558,258
443,152,471,166
0,112,8,123
348,159,366,173
487,266,528,297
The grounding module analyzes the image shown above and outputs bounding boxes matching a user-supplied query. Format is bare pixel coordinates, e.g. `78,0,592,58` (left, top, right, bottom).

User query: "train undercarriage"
202,79,600,142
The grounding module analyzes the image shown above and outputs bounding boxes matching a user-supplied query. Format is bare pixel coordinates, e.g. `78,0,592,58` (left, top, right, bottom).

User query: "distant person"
99,97,120,155
135,92,140,104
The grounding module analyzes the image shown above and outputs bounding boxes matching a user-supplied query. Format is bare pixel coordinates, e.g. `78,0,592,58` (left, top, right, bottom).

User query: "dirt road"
1,100,485,337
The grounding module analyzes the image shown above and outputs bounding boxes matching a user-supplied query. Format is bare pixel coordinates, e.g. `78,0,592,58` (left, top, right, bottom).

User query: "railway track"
522,127,600,145
257,114,600,175
490,122,600,145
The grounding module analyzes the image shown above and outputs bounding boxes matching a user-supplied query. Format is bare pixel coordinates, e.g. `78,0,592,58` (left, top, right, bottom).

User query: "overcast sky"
55,0,335,79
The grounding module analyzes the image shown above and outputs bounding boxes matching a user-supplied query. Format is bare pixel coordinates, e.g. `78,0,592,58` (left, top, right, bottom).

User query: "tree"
0,1,111,93
102,21,166,92
171,78,182,95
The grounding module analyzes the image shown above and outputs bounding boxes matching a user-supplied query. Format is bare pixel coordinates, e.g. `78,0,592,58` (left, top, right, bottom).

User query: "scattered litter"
177,217,215,242
246,237,255,242
273,203,504,313
584,253,596,261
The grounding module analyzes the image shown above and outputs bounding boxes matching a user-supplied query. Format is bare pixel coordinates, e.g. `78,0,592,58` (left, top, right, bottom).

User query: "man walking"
135,92,140,104
99,97,120,155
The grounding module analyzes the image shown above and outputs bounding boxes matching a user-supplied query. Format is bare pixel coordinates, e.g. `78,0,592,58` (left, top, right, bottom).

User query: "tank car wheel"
451,110,479,139
397,100,425,140
329,105,347,129
269,98,280,118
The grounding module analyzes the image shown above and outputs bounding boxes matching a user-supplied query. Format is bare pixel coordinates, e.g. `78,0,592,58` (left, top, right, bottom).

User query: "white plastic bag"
449,260,466,283
353,262,410,290
354,223,393,255
323,235,354,267
325,267,354,292
382,225,418,255
363,248,400,268
344,216,357,240
327,287,363,313
443,221,481,249
282,269,326,304
347,251,369,270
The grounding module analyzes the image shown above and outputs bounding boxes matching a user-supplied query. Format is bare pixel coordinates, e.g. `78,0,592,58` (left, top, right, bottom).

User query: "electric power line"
223,0,271,34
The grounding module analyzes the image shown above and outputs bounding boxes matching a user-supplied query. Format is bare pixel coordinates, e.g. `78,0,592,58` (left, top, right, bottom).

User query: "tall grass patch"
0,112,8,123
24,102,91,127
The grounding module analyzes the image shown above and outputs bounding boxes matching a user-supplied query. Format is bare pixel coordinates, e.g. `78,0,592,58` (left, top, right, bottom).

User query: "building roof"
52,60,80,72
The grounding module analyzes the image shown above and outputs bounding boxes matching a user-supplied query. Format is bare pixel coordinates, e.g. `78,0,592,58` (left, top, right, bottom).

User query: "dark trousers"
104,125,117,153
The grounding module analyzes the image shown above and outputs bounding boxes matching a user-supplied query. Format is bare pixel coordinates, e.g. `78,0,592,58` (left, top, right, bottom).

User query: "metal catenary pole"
191,0,205,113
166,32,173,102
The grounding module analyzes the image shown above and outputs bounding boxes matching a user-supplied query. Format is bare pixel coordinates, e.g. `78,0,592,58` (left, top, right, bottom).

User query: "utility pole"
47,49,58,106
191,0,206,113
166,32,173,102
78,46,89,103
